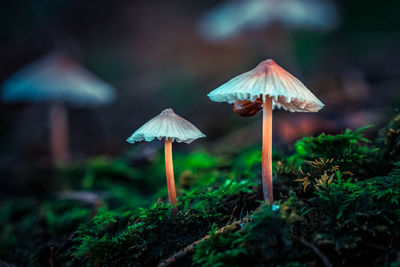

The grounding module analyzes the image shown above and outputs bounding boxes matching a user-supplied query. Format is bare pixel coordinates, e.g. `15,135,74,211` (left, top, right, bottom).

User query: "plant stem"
298,237,333,267
50,102,69,163
262,97,273,203
165,138,177,214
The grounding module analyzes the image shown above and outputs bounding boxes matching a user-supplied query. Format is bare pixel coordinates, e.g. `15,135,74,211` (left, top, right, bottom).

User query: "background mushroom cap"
197,0,338,43
126,108,206,144
2,52,116,107
208,59,324,112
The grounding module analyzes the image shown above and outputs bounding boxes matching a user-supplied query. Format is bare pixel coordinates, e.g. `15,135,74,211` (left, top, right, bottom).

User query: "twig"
298,237,333,267
157,220,244,267
0,260,17,267
228,206,237,224
158,186,262,267
49,246,55,267
385,237,394,265
360,240,389,251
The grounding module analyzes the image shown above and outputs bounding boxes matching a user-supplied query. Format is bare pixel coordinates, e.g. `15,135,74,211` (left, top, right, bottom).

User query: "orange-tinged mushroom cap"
208,59,324,112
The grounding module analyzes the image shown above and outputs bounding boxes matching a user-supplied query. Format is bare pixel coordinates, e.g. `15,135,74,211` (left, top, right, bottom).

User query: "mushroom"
126,108,205,214
197,0,338,43
208,59,324,203
2,52,116,163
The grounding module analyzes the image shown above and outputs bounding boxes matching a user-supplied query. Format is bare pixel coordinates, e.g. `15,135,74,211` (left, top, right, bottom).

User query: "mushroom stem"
262,97,273,203
164,138,178,214
49,102,69,163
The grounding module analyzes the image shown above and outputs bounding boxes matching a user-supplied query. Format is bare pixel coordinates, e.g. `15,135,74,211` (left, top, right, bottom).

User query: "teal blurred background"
0,0,399,197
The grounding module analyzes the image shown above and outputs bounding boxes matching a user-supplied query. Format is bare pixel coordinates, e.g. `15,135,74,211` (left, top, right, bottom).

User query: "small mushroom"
208,59,324,203
126,108,205,214
2,52,116,163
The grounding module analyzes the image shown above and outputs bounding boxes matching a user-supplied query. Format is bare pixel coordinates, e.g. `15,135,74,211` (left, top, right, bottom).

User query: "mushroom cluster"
3,53,324,212
125,59,323,211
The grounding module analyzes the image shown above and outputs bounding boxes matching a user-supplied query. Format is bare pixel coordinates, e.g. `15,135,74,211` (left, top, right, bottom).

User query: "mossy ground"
2,116,400,266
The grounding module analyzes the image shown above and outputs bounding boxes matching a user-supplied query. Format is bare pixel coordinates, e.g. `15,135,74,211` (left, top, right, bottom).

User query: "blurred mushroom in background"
2,51,116,164
197,0,339,43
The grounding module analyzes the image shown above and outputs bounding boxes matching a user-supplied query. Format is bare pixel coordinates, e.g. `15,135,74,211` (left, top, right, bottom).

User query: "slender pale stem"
262,97,273,203
50,102,69,163
165,138,178,214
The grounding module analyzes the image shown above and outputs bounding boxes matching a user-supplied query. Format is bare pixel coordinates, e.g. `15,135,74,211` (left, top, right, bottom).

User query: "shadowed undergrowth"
1,115,400,266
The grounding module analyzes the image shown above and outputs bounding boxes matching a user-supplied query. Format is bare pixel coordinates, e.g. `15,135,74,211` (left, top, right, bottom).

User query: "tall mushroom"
2,52,116,163
126,108,205,214
208,59,324,203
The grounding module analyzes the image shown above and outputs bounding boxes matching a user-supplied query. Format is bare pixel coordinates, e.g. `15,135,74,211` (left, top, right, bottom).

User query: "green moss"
0,199,92,265
192,164,400,266
69,174,256,266
2,116,400,266
290,126,378,177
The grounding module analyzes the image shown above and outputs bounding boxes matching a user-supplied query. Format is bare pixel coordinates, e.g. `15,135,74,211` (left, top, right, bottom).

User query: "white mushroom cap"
208,59,324,112
126,108,206,144
2,52,116,107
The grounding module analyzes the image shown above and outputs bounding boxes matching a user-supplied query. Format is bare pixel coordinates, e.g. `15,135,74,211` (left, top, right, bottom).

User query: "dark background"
1,0,399,194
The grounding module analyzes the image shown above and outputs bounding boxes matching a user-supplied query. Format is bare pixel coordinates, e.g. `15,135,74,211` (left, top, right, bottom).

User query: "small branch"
360,240,389,251
228,206,237,224
49,246,55,267
385,237,394,265
157,220,244,267
297,237,333,267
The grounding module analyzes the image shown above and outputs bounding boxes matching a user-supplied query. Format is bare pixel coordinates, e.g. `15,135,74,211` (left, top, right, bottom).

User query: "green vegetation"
1,116,400,266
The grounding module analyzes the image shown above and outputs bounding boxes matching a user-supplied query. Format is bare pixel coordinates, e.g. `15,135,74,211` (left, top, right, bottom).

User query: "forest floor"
1,115,400,266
